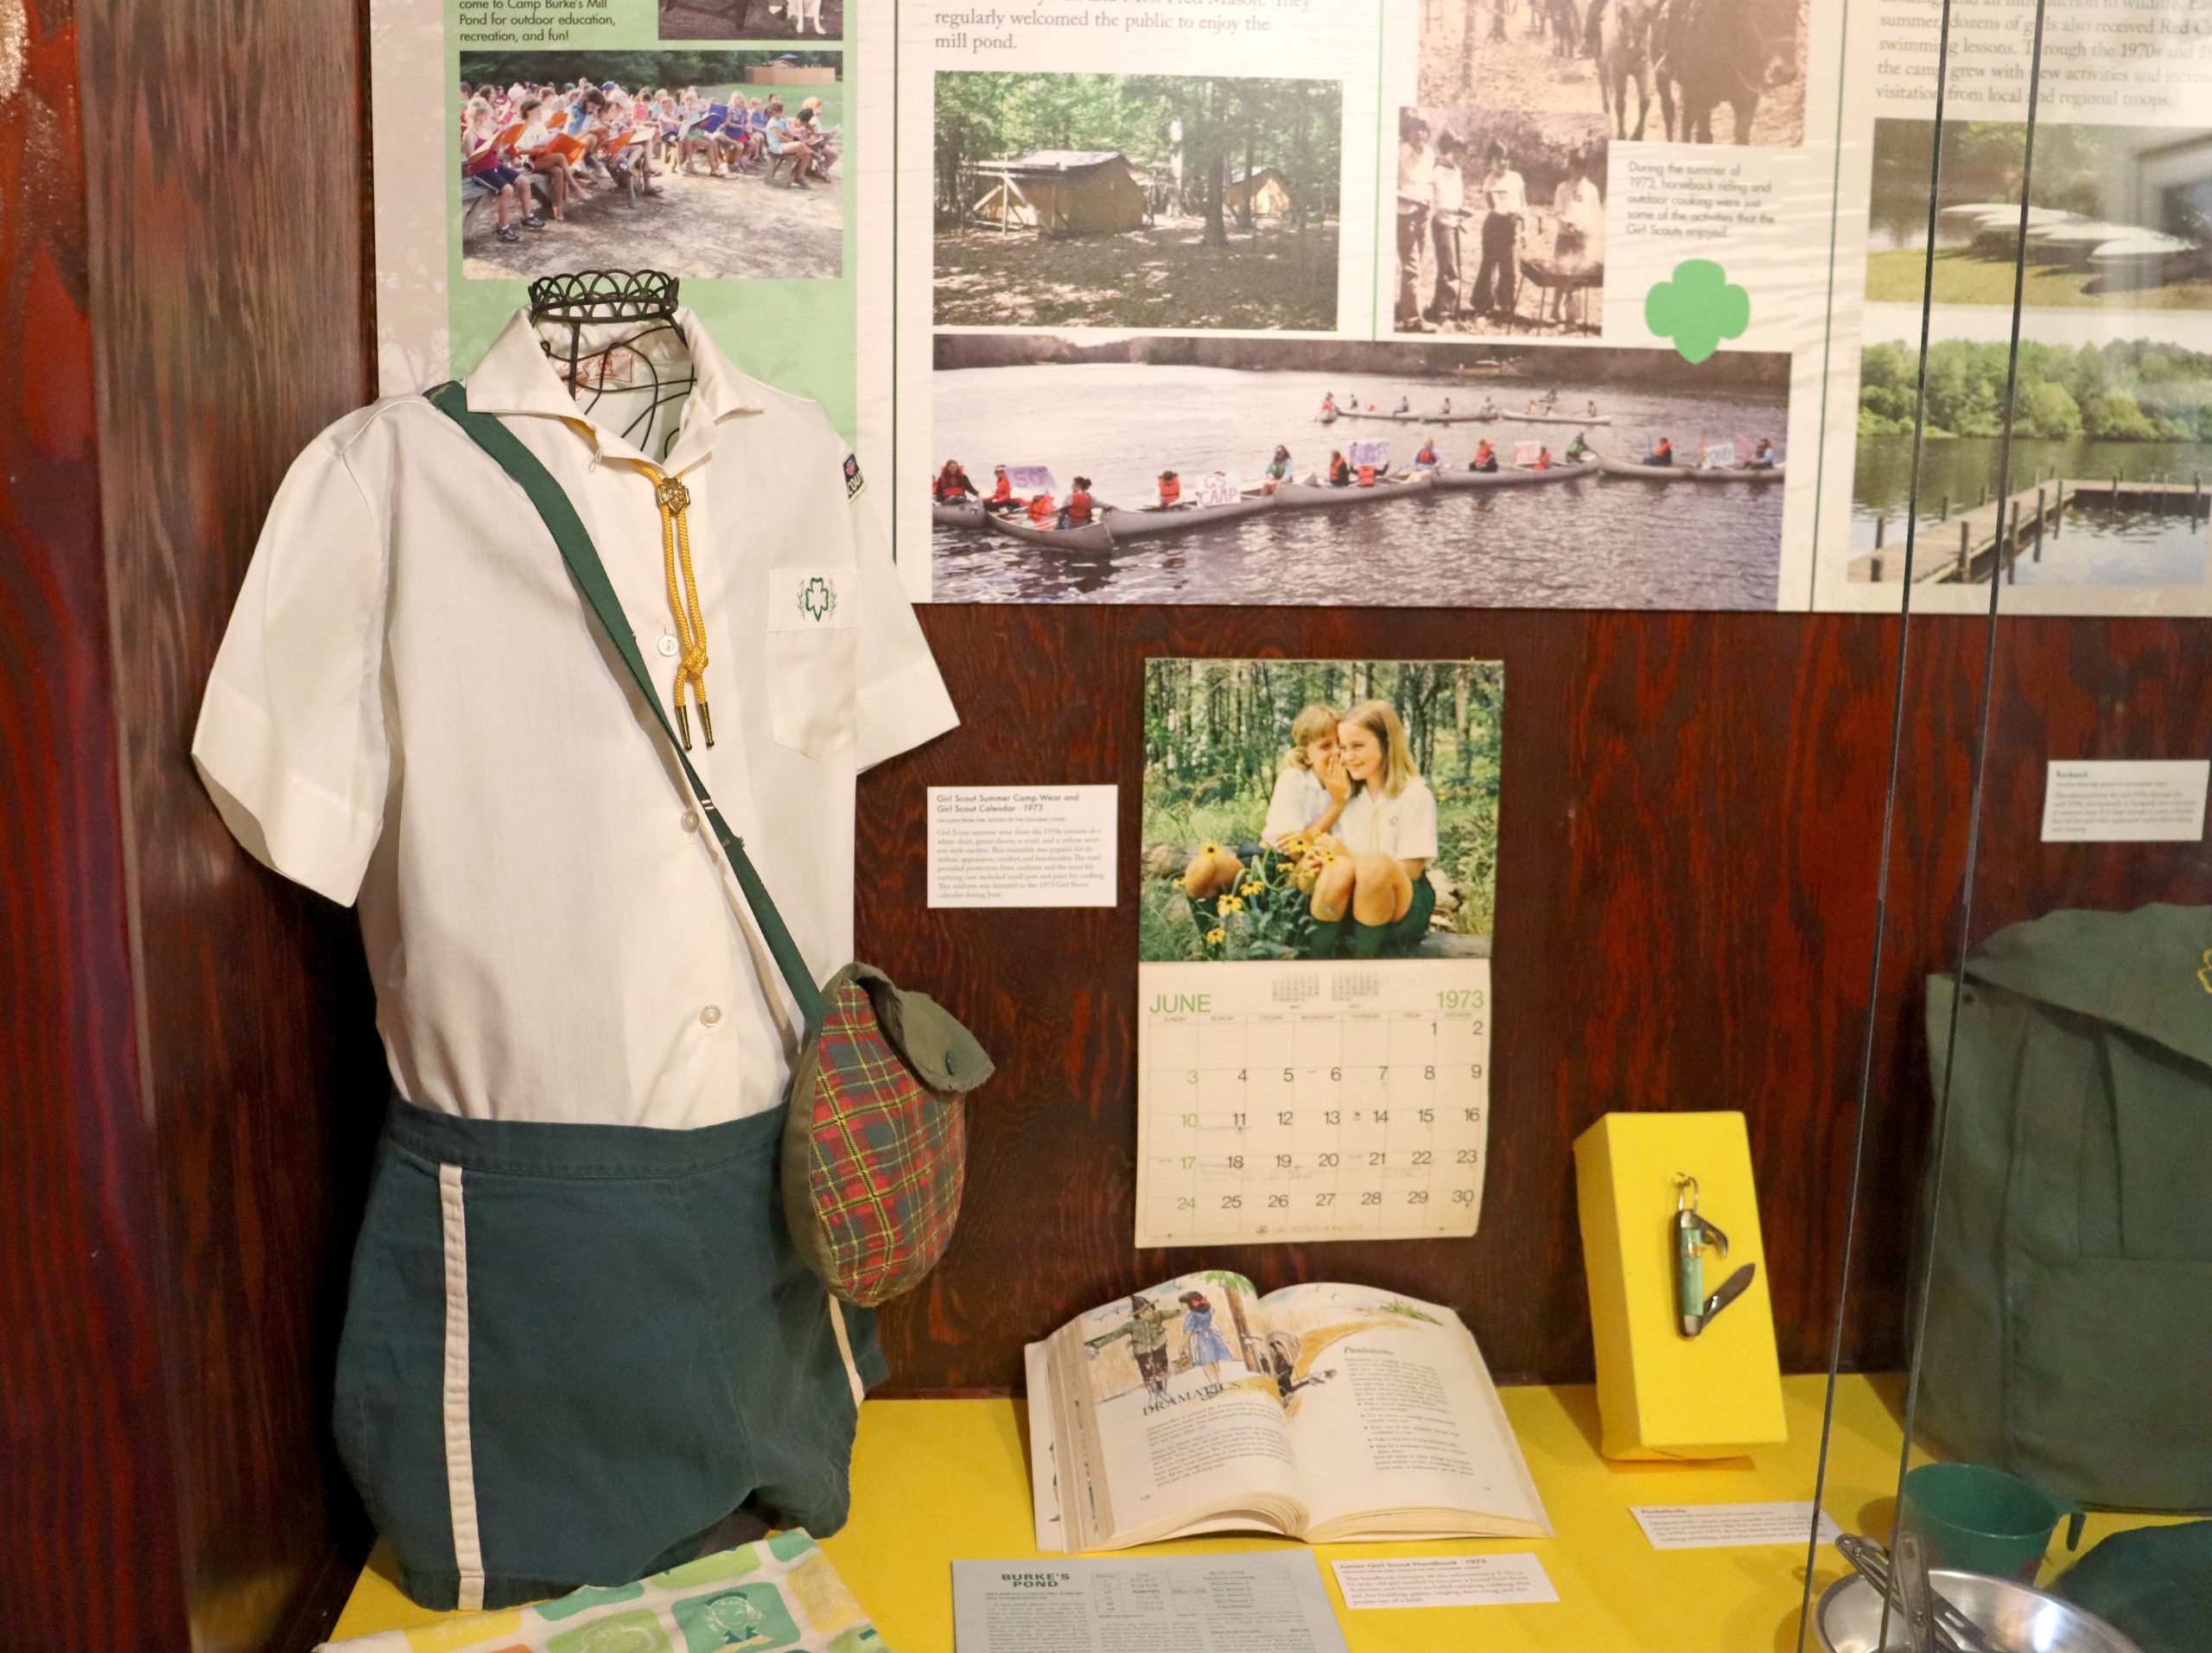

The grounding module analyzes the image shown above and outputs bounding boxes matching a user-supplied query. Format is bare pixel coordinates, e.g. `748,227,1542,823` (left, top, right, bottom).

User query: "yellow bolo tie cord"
633,465,714,748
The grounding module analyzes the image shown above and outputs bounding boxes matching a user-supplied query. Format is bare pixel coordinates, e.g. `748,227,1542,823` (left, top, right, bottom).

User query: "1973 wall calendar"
1137,958,1491,1246
1135,658,1503,1249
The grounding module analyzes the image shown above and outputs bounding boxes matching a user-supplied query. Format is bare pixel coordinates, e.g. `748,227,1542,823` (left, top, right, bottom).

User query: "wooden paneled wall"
1,1,379,1650
859,607,2212,1390
0,4,188,1648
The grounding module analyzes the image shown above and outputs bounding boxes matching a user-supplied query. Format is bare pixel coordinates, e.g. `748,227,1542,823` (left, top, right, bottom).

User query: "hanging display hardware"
1674,1175,1757,1338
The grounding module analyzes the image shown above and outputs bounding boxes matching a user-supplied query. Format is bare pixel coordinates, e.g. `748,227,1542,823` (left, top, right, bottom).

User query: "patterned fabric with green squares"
315,1532,889,1653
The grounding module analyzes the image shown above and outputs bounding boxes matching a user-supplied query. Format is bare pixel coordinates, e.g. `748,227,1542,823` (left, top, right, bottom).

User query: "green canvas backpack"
1917,903,2212,1512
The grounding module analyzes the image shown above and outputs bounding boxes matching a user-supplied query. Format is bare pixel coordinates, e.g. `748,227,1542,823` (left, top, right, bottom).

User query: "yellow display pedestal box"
1574,1110,1788,1459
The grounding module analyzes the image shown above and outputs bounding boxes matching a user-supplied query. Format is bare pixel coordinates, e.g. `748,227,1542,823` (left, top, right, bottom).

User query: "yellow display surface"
1576,1111,1790,1459
325,1373,2170,1652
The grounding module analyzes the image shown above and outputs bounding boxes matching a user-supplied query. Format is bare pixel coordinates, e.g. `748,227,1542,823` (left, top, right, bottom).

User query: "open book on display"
1026,1273,1550,1553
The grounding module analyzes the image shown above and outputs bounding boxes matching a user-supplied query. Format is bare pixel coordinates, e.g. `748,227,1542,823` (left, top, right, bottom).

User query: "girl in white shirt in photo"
1260,702,1350,851
1307,698,1440,958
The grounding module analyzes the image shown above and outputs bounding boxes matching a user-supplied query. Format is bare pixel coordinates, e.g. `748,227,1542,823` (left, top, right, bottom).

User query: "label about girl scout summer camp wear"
1136,658,1500,1249
928,785,1119,908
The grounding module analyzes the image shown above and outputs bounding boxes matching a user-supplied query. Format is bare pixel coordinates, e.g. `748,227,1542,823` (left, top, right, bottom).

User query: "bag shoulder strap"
425,379,825,1034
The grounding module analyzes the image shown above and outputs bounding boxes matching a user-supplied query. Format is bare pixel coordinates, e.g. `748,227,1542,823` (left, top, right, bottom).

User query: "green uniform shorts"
334,1097,886,1611
1308,865,1440,958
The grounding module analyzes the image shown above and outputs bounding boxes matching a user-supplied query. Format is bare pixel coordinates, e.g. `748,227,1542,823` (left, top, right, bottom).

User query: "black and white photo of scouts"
1417,0,1808,148
1397,106,1607,337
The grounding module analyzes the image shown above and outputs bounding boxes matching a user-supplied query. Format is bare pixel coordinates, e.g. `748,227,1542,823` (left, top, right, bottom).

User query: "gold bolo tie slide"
639,467,713,748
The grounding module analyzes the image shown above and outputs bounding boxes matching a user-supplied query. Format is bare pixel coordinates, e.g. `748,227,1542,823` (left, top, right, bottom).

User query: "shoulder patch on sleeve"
842,452,864,499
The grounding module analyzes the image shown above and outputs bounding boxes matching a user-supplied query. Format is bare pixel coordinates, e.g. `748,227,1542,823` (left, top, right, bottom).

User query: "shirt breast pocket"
766,566,858,760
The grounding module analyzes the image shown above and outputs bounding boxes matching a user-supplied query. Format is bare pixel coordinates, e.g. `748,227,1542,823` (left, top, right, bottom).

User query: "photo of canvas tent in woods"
1417,0,1808,148
969,152,1148,234
934,73,1344,331
1140,659,1503,965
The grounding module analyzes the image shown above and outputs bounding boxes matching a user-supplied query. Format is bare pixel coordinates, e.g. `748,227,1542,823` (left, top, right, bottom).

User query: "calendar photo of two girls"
1141,658,1503,968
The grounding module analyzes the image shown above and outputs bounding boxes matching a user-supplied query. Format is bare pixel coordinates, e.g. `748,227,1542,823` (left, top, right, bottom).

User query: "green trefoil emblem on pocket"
798,575,837,624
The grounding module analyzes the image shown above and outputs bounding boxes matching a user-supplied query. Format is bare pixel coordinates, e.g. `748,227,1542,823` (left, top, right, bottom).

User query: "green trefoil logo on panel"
1646,260,1751,366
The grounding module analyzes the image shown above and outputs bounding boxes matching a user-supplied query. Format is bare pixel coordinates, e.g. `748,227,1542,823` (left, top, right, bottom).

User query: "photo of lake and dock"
1850,334,2212,590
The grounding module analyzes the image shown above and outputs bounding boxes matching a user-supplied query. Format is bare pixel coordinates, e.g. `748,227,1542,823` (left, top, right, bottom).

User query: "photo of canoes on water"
1866,120,2212,311
925,334,1791,607
1850,336,2212,588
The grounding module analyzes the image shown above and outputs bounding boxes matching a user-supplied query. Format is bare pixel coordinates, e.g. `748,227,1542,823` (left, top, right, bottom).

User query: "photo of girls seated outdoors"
1141,658,1503,964
456,50,842,281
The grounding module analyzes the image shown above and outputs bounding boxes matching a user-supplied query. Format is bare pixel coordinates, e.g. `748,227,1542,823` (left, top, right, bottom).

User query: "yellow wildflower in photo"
1199,841,1223,857
1205,927,1226,945
1241,879,1263,896
1217,894,1244,914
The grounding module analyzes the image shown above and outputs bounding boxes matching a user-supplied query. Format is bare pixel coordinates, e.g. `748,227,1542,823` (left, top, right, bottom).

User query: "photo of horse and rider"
1418,0,1808,149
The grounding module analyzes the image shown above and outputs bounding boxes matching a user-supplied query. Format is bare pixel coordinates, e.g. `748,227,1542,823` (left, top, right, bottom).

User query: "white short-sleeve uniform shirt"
193,309,957,1129
1336,777,1440,861
1261,765,1332,849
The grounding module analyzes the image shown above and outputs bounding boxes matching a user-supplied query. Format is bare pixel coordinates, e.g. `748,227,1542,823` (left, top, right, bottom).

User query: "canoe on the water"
931,500,988,528
982,512,1116,552
1430,461,1594,489
1498,410,1612,427
1599,456,1785,482
1102,493,1274,538
1272,471,1435,507
1329,408,1497,424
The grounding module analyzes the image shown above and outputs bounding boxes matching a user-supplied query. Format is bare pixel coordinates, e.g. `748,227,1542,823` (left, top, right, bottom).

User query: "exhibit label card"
1631,1502,1843,1550
2041,760,2210,844
1332,1554,1559,1610
952,1555,1349,1653
928,785,1118,908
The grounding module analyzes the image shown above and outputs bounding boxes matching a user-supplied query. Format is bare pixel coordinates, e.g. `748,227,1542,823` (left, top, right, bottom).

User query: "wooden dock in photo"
1851,474,2212,585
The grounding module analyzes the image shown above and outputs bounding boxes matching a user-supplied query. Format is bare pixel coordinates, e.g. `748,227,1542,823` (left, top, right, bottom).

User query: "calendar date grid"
1140,997,1490,1243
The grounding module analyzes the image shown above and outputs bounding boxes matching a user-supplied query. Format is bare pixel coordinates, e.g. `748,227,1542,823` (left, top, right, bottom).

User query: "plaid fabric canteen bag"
429,382,993,1307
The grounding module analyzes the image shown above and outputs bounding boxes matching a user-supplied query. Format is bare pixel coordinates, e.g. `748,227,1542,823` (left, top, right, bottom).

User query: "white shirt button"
700,1004,722,1027
681,810,700,833
658,634,679,658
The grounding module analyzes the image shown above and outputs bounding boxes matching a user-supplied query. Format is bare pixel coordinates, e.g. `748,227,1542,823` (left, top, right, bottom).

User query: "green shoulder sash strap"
425,378,826,1035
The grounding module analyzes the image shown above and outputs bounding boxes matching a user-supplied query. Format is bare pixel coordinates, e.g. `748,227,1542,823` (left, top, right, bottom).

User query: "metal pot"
1816,1569,2142,1653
